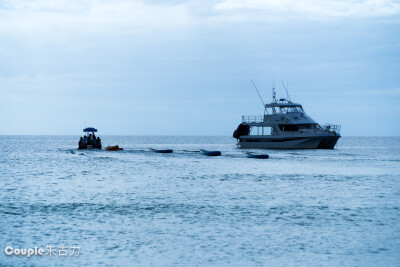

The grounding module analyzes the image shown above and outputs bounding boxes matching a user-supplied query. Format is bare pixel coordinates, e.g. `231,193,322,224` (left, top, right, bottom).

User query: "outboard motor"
233,123,250,139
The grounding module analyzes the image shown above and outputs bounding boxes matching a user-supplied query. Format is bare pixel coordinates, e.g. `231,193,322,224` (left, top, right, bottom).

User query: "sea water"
0,136,399,266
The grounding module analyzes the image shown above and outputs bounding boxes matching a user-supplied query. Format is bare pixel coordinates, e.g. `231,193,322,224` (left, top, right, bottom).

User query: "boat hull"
238,136,340,149
317,137,340,149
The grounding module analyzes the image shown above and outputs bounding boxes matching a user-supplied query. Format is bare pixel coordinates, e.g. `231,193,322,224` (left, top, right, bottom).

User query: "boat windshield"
279,106,303,114
265,106,303,114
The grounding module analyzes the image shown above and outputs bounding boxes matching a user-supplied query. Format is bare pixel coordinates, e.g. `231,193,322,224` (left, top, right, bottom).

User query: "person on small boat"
78,137,83,149
92,135,97,147
96,137,102,149
82,136,88,149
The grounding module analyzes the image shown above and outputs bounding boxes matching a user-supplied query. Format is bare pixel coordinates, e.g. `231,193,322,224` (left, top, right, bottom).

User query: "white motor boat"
233,85,341,149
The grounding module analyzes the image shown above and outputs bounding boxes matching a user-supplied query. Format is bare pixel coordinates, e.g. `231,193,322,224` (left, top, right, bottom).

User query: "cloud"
1,0,399,39
0,0,194,37
214,0,400,20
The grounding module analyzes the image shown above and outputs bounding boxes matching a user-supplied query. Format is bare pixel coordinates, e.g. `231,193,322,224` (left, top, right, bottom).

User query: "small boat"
78,127,102,149
246,153,269,159
150,148,173,153
105,145,124,151
200,149,221,156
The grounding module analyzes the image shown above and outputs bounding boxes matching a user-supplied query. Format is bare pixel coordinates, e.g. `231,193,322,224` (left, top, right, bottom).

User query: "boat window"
280,106,302,113
299,124,319,130
265,107,279,115
265,107,272,115
278,124,299,131
278,124,318,131
249,126,273,135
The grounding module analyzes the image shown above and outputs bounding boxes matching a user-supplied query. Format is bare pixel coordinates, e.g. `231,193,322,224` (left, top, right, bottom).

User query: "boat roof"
83,127,98,132
265,102,302,108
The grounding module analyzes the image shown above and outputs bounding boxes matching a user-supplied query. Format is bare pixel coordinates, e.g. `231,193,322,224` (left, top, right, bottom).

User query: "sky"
0,0,399,136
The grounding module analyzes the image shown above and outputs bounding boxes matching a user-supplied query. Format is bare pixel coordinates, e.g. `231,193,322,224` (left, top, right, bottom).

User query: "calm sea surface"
0,136,399,266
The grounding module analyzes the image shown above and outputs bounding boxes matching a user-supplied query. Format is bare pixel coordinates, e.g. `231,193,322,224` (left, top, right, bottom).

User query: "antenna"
251,80,265,107
281,80,291,101
272,79,276,103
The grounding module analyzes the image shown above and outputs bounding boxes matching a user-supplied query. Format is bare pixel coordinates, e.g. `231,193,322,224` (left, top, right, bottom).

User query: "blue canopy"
83,127,98,132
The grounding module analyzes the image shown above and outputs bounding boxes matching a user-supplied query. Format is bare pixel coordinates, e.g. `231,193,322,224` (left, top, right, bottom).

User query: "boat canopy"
265,103,302,108
83,127,98,132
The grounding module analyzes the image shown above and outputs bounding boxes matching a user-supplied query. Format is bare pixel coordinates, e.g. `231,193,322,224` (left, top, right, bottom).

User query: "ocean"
1,136,399,266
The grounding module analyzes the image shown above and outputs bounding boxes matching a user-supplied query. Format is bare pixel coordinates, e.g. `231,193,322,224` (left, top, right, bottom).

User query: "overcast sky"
1,0,399,135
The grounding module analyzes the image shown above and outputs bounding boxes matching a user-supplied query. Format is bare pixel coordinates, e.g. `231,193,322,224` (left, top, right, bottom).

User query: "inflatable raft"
105,145,124,151
200,149,221,156
150,148,173,153
247,153,269,159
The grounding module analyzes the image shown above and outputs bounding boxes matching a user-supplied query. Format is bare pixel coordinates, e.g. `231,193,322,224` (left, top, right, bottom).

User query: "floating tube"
200,149,221,156
105,145,124,151
247,153,269,159
150,148,173,153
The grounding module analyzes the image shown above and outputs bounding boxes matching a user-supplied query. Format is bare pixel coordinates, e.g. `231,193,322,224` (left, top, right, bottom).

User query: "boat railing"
323,124,341,133
242,115,263,123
